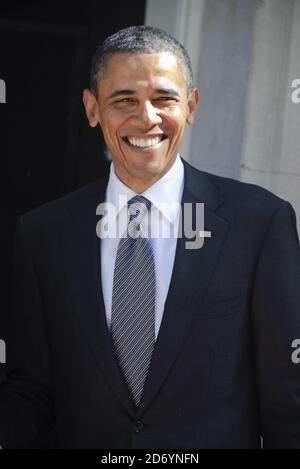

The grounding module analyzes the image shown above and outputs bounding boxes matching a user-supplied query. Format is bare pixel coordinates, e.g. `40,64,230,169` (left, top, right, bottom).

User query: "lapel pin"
199,230,212,238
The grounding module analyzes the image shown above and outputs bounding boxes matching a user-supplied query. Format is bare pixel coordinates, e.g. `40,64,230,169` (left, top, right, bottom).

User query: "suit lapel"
61,161,229,418
62,176,135,416
136,161,229,417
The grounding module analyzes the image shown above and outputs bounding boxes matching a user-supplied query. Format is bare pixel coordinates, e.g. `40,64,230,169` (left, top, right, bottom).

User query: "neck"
114,158,177,193
120,177,157,194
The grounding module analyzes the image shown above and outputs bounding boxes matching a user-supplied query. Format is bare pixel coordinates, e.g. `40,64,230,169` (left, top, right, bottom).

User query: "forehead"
98,51,186,93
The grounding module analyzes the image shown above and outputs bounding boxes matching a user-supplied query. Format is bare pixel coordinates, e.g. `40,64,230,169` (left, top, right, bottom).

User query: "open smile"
122,134,168,150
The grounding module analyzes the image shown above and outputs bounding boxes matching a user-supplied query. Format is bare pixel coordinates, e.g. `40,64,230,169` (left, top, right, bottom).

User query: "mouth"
122,134,168,150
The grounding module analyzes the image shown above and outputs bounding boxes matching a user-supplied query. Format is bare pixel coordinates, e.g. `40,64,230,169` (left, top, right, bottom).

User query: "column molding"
145,0,205,161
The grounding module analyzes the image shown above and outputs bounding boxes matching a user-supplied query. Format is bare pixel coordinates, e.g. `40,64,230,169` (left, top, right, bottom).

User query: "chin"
131,157,167,175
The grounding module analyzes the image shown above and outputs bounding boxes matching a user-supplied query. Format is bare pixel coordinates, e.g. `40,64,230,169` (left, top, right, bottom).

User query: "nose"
135,101,162,127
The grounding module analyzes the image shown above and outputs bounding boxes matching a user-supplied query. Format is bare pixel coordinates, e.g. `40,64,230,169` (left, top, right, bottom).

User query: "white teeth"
127,136,163,148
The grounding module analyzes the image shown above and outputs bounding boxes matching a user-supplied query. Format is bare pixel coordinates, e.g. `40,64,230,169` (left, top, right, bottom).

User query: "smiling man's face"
83,51,199,192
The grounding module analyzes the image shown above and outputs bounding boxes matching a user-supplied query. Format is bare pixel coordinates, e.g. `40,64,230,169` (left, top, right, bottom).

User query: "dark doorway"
0,0,146,379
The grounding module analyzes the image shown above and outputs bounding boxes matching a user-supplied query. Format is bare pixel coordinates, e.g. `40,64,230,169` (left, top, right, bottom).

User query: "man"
0,25,300,449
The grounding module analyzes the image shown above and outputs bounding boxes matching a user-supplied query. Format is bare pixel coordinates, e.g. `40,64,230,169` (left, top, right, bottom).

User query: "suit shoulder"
201,171,298,241
207,172,296,232
209,172,283,204
20,177,107,229
206,168,285,208
184,160,291,220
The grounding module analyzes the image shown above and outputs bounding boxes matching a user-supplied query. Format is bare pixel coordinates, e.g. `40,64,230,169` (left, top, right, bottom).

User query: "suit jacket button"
133,421,144,433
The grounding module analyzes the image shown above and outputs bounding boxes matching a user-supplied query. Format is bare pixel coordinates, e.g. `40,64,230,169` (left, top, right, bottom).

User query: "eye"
154,97,178,103
116,98,136,103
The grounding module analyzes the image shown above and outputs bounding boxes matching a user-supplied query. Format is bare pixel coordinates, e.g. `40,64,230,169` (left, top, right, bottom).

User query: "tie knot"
128,195,151,224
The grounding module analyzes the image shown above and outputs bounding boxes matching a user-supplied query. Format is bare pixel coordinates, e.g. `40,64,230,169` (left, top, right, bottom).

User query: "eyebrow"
108,88,180,99
155,88,180,97
108,89,135,99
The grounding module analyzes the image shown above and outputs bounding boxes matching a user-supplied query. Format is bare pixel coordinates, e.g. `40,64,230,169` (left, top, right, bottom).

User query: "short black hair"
89,25,193,96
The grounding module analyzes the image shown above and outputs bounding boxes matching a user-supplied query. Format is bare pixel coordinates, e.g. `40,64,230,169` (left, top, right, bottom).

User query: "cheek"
163,107,187,135
100,114,122,140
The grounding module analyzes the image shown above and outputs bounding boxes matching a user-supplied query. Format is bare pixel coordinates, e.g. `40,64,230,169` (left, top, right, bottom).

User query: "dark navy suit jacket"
1,159,300,448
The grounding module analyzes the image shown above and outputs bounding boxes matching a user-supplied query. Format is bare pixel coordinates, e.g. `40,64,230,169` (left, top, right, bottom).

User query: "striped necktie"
111,195,156,406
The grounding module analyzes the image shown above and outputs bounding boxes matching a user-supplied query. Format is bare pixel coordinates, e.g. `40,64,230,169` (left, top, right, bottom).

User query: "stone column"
146,0,300,230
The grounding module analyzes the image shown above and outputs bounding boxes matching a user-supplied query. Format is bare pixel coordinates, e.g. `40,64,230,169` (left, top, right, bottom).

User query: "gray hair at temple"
89,25,194,97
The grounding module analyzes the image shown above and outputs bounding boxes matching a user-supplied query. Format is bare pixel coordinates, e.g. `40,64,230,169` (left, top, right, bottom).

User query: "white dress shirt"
101,154,184,340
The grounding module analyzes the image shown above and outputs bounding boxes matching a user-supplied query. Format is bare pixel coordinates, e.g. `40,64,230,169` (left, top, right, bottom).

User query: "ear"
186,88,200,125
82,89,100,128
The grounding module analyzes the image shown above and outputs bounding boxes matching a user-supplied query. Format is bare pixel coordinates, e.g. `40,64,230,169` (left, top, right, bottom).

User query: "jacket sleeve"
0,215,56,448
251,200,300,448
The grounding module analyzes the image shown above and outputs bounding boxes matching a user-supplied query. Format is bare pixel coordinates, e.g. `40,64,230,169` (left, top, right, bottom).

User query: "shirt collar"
105,154,184,225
